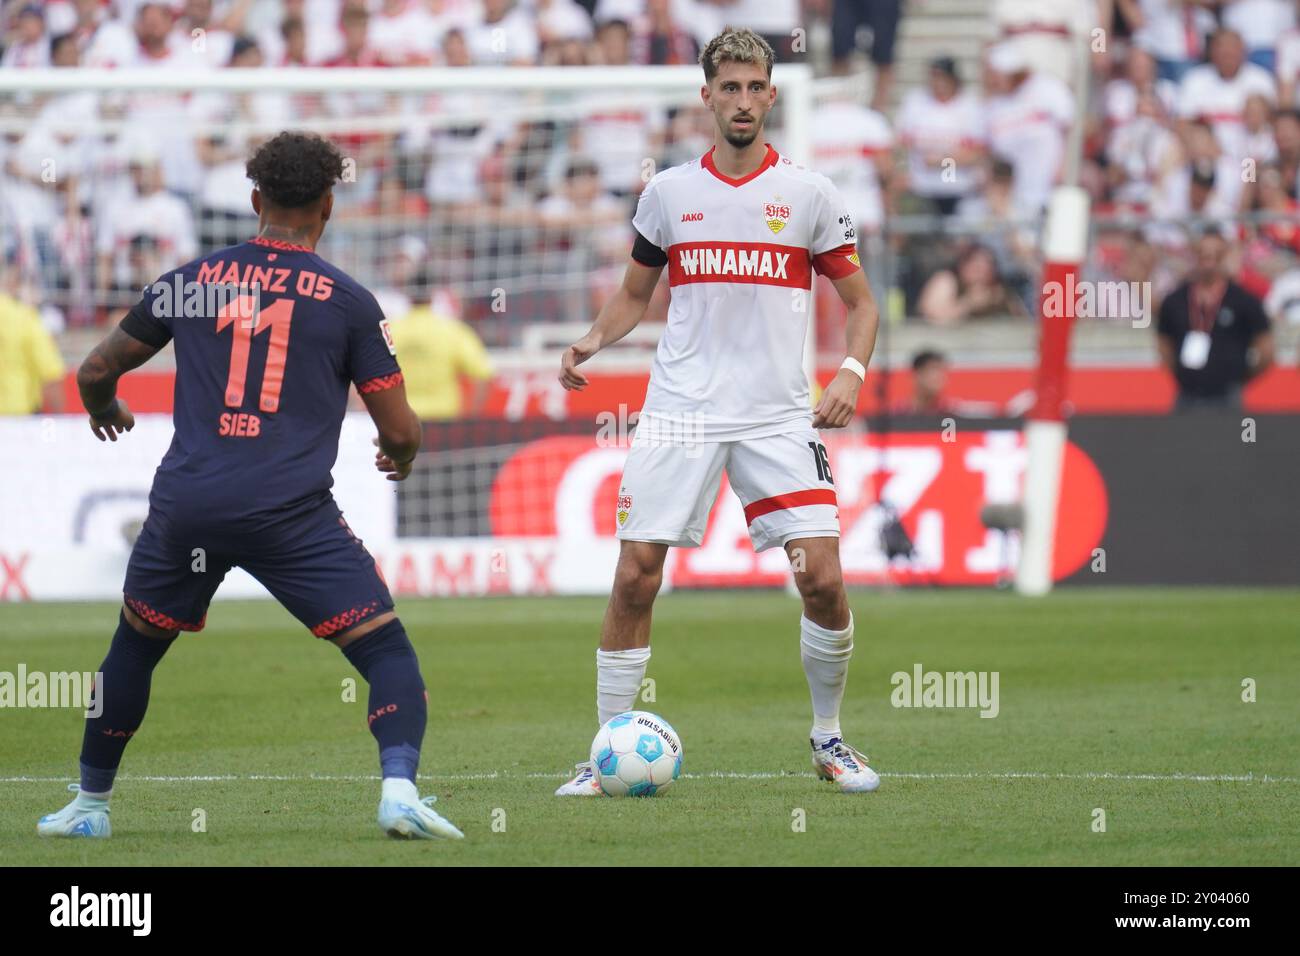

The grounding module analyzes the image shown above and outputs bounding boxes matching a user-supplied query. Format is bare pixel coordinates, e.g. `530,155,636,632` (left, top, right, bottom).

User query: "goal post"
1014,32,1094,597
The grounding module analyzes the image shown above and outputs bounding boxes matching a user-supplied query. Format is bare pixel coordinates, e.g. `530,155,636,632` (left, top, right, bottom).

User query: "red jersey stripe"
743,488,838,524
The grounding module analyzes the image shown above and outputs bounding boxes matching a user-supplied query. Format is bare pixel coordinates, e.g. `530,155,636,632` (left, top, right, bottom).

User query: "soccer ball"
590,711,682,797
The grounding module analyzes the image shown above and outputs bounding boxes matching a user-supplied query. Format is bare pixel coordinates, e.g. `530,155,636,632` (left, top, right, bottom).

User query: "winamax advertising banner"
5,413,1294,601
1,414,1113,601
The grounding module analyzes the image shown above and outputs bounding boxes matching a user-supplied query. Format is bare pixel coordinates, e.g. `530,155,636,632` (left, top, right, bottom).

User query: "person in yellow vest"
387,290,493,419
0,288,65,415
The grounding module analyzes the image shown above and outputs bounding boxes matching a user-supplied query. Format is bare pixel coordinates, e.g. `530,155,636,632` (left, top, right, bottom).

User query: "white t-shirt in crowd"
986,72,1074,211
1132,0,1215,62
812,101,893,230
1178,62,1277,161
1221,0,1296,51
896,87,986,199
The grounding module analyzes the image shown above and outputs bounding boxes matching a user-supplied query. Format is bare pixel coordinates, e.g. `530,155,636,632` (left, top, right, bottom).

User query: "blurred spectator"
812,86,893,235
254,0,344,65
54,0,112,58
575,89,666,198
631,0,696,66
593,15,630,65
1274,107,1300,194
190,38,289,250
896,56,986,215
466,0,539,66
1149,120,1242,247
891,349,997,416
1221,0,1296,72
96,149,197,301
2,4,50,68
992,0,1095,88
50,29,81,67
539,156,630,309
1237,163,1300,289
1277,1,1300,106
274,14,309,66
0,284,66,415
1178,29,1276,164
984,42,1075,212
537,0,595,66
1262,263,1300,324
1106,88,1182,212
322,3,380,67
726,0,802,63
954,159,1040,310
86,2,191,69
389,290,495,420
370,0,443,66
1156,231,1275,410
1242,93,1280,165
831,0,903,110
1104,46,1178,132
173,0,239,68
917,242,1029,325
1129,0,1215,83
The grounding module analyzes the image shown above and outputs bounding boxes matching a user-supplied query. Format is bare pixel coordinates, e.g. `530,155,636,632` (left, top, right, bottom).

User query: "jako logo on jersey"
680,212,703,222
764,201,791,234
667,242,811,289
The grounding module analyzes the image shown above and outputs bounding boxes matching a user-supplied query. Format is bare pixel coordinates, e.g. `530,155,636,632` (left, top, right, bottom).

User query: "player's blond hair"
699,27,775,83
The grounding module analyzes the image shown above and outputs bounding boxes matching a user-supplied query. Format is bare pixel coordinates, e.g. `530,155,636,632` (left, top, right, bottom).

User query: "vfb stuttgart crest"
764,199,791,234
617,493,633,526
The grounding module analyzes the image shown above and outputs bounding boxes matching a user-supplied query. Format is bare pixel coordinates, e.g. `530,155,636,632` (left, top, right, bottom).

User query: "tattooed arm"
77,326,161,442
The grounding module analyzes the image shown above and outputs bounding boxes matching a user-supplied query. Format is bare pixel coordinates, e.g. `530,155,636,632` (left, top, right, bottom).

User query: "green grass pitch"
2,589,1297,866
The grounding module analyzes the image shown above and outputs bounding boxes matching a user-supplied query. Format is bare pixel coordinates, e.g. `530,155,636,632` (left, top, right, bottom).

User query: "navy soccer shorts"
123,495,394,638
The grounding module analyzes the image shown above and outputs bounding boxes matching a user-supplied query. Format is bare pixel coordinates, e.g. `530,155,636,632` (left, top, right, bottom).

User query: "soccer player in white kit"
557,28,882,794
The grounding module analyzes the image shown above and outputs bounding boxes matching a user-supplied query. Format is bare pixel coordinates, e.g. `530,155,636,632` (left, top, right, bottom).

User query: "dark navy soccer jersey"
121,236,402,524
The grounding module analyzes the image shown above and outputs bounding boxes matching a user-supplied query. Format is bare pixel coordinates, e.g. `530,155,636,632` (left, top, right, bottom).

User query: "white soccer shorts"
614,428,840,552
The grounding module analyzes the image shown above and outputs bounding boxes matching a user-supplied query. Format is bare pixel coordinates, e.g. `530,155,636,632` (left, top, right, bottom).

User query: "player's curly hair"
699,27,775,83
246,132,345,209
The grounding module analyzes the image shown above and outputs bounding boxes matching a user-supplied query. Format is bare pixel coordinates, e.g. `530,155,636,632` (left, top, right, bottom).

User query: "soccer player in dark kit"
37,132,463,841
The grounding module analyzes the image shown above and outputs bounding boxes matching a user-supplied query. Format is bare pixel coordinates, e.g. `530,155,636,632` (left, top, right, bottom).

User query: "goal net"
1,65,828,600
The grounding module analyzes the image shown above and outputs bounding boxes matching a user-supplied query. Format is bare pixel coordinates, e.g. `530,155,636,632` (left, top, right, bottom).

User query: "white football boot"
811,738,881,793
377,780,464,840
554,760,602,796
37,784,112,838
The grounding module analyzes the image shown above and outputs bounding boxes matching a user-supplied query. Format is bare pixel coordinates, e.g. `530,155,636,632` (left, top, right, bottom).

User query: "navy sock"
79,611,176,794
341,618,427,782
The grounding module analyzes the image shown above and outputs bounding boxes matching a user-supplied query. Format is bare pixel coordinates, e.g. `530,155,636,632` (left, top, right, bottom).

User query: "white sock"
800,612,854,747
74,789,110,809
381,777,419,804
596,647,651,726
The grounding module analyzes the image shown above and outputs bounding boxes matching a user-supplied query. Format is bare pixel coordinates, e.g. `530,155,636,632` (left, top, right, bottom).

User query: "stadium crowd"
0,0,1296,410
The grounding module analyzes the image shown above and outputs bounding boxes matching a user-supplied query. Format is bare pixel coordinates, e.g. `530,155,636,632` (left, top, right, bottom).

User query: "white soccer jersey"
631,145,861,442
1177,63,1277,162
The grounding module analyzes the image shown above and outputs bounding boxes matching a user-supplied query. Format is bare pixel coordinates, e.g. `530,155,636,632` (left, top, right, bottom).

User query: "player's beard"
722,114,761,149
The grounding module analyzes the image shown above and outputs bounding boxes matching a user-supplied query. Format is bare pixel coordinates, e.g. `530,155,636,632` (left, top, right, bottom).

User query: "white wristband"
840,357,866,382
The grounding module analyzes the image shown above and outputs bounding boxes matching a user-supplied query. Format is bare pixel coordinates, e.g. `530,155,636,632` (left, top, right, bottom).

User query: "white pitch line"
2,770,1296,784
